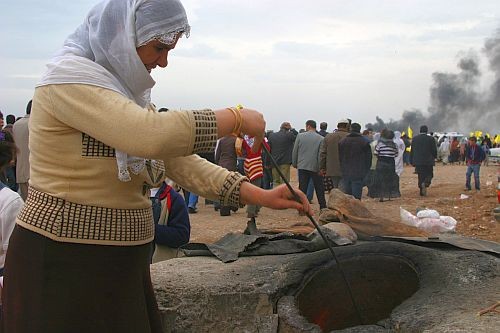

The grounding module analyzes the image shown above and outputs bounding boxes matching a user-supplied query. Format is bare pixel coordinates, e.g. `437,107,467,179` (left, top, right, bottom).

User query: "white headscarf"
37,0,190,181
393,131,405,176
440,137,450,152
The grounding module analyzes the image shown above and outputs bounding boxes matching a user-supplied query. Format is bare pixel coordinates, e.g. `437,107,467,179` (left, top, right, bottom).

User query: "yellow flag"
495,135,500,145
407,126,413,139
474,131,482,138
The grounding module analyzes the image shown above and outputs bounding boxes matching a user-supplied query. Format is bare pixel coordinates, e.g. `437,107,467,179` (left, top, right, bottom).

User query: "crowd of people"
182,119,496,216
181,117,497,224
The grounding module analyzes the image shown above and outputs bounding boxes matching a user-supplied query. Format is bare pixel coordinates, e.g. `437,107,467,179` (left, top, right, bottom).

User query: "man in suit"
410,125,437,196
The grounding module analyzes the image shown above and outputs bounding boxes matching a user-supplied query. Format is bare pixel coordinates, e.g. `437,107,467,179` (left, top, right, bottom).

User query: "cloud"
175,42,230,59
272,41,337,61
2,0,500,131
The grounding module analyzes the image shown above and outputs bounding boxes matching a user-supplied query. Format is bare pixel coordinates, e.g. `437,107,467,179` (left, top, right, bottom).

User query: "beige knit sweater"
17,84,246,246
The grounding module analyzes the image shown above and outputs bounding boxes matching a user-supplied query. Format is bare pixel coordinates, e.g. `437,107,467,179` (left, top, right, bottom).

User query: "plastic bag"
417,216,457,233
400,207,457,233
416,209,440,219
438,216,458,231
400,207,420,227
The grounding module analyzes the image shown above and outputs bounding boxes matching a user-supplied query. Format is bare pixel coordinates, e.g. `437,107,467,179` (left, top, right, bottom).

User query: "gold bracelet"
227,107,242,136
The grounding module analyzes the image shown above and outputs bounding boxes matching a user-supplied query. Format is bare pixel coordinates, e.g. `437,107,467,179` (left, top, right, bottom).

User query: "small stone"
322,222,357,242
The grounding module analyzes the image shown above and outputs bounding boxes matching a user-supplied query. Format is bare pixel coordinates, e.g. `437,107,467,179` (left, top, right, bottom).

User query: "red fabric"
158,184,172,212
242,138,270,181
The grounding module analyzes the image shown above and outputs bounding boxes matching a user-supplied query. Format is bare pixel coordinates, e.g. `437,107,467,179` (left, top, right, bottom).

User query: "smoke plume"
366,28,500,134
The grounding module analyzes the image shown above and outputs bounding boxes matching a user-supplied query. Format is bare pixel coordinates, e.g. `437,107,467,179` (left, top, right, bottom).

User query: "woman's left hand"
240,182,313,216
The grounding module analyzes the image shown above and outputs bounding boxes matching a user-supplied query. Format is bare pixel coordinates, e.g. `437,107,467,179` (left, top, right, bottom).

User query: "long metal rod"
261,142,364,325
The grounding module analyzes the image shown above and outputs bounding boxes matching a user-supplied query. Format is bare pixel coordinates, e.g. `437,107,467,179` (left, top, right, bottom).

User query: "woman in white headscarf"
1,1,311,331
393,131,405,177
439,137,451,165
393,131,406,197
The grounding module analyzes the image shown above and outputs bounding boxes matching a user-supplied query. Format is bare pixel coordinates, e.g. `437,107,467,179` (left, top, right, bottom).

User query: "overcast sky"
1,0,499,131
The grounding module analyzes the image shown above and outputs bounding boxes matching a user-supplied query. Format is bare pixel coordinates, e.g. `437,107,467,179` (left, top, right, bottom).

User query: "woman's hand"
215,108,265,139
240,183,313,217
239,108,265,138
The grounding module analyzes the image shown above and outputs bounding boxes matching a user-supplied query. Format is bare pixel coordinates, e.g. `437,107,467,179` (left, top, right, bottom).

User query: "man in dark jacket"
268,122,298,187
318,122,328,137
338,123,372,200
410,125,437,196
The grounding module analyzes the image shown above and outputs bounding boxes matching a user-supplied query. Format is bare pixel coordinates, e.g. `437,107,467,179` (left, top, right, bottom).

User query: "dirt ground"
188,164,500,244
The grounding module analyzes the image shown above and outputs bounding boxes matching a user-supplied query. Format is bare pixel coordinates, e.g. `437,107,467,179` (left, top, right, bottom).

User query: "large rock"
326,189,428,238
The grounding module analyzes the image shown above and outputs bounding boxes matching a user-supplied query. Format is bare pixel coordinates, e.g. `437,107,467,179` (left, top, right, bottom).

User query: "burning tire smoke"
366,28,500,133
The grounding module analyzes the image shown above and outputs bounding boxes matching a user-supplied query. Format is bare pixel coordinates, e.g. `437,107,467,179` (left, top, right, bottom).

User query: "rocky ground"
187,164,500,244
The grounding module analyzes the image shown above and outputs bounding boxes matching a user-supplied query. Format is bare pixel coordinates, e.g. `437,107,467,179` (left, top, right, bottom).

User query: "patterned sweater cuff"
219,172,249,208
192,110,218,154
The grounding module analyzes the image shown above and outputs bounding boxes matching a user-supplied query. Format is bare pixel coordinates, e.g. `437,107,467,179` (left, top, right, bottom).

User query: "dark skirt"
375,157,399,199
1,225,162,333
365,170,379,198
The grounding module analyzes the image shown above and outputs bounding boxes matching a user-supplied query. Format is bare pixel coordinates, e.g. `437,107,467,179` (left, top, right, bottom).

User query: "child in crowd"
151,181,190,263
240,135,271,219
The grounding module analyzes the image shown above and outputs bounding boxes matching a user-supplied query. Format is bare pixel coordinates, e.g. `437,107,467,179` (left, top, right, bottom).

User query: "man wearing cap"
268,122,298,187
319,119,350,190
410,125,437,196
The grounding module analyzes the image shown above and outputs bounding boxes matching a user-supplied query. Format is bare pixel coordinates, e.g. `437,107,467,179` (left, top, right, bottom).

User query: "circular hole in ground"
296,254,419,332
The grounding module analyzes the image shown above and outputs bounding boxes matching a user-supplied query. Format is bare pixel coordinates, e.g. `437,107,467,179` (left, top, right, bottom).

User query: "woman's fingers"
288,186,314,216
274,185,313,216
240,182,313,216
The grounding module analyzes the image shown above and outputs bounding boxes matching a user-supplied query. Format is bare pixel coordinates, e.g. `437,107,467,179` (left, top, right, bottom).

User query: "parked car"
490,148,500,165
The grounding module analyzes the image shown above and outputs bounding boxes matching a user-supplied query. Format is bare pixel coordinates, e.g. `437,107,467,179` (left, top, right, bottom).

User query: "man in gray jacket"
292,120,326,210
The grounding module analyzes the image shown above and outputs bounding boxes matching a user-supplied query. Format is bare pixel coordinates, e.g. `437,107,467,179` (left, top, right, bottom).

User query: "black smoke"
366,28,500,134
366,109,427,132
